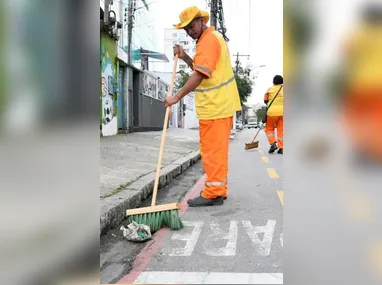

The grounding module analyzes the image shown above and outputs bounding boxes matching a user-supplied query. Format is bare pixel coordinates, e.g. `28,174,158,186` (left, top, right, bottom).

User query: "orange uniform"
193,27,241,199
264,85,284,149
341,23,382,161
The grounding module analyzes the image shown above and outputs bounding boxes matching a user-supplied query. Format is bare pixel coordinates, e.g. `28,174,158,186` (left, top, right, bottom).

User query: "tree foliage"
234,66,254,105
174,70,190,91
174,66,254,107
255,105,267,122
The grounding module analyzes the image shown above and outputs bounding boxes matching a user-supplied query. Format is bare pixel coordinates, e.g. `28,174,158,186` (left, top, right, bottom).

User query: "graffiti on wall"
158,81,169,101
101,39,118,136
141,72,172,102
102,77,107,97
142,72,157,99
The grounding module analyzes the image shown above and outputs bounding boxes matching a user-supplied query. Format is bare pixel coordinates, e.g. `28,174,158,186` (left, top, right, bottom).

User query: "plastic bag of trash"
120,221,152,242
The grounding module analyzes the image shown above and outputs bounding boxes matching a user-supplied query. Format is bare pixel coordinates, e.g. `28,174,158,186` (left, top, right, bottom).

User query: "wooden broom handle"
251,126,262,143
151,54,179,207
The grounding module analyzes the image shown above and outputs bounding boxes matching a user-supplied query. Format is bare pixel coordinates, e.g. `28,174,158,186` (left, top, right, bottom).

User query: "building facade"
163,29,196,72
100,0,171,135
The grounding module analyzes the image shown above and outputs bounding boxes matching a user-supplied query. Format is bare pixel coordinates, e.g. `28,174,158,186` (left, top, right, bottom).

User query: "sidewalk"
100,128,201,234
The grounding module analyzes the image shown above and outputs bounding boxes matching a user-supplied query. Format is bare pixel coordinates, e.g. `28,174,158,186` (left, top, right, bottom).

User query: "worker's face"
184,18,204,39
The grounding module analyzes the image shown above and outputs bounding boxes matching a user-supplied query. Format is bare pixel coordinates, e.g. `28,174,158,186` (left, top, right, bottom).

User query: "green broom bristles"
128,209,183,234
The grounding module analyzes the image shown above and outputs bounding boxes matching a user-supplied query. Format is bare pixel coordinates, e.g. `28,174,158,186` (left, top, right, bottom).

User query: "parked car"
247,119,258,129
235,121,244,130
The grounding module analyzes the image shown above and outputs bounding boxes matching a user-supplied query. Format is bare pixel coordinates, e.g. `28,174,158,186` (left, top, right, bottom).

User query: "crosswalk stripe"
134,271,283,284
267,168,279,178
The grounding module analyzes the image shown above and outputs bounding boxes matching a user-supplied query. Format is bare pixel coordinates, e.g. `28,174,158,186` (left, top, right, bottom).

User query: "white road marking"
168,221,204,256
204,221,238,256
133,271,283,284
242,220,276,256
166,220,281,256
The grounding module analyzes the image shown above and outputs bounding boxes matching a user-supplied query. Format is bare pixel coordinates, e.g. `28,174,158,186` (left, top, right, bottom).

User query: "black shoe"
187,196,224,207
277,148,283,154
269,143,278,154
200,191,227,200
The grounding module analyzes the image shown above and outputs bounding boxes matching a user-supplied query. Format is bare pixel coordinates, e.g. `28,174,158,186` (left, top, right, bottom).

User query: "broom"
126,55,183,233
245,124,263,150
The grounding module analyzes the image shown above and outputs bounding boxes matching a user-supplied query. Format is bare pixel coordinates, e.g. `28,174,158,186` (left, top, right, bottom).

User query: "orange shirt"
193,27,221,78
192,27,241,120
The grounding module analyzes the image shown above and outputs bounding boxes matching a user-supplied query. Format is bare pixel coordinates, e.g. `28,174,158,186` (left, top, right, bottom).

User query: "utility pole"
210,0,218,28
104,0,111,24
234,52,250,73
234,52,250,124
127,0,136,65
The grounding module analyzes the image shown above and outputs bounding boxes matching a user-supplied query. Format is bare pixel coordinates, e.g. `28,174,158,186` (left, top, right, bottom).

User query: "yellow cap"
174,6,210,29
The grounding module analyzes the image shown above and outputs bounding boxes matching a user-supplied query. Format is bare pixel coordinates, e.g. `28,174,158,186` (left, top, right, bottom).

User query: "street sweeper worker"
340,2,382,162
164,6,242,207
264,75,284,154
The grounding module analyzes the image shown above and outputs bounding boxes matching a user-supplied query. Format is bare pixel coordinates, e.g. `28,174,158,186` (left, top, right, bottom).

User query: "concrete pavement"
100,127,283,284
100,128,201,234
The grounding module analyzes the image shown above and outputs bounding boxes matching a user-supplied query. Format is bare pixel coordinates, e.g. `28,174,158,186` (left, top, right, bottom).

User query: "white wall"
184,93,199,129
153,71,172,84
169,104,178,128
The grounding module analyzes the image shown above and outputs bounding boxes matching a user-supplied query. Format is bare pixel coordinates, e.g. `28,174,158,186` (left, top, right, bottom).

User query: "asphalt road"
100,127,283,284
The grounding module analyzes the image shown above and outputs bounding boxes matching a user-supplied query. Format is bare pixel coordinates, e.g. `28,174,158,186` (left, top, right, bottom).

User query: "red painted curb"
179,174,206,216
116,174,206,284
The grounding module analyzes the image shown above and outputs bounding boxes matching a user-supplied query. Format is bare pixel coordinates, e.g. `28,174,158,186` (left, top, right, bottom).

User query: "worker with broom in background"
164,6,241,207
264,75,284,154
338,2,382,163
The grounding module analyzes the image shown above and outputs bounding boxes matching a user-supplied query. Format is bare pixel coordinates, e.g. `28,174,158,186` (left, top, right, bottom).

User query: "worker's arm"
174,44,194,69
183,53,194,70
176,70,206,99
164,70,206,107
264,89,270,104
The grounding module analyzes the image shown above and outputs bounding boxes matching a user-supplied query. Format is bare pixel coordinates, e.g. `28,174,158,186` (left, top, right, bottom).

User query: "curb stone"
100,150,201,235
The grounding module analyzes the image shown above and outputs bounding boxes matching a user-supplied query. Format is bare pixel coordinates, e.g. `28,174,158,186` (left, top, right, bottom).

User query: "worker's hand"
164,95,179,108
173,44,186,60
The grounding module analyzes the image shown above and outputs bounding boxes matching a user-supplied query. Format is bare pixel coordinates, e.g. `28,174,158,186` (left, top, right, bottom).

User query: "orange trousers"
265,115,284,148
342,89,382,160
199,116,233,199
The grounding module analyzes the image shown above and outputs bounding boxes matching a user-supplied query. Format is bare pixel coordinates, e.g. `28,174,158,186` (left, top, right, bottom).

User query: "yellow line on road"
277,191,283,206
267,168,279,178
261,156,269,163
370,242,382,277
